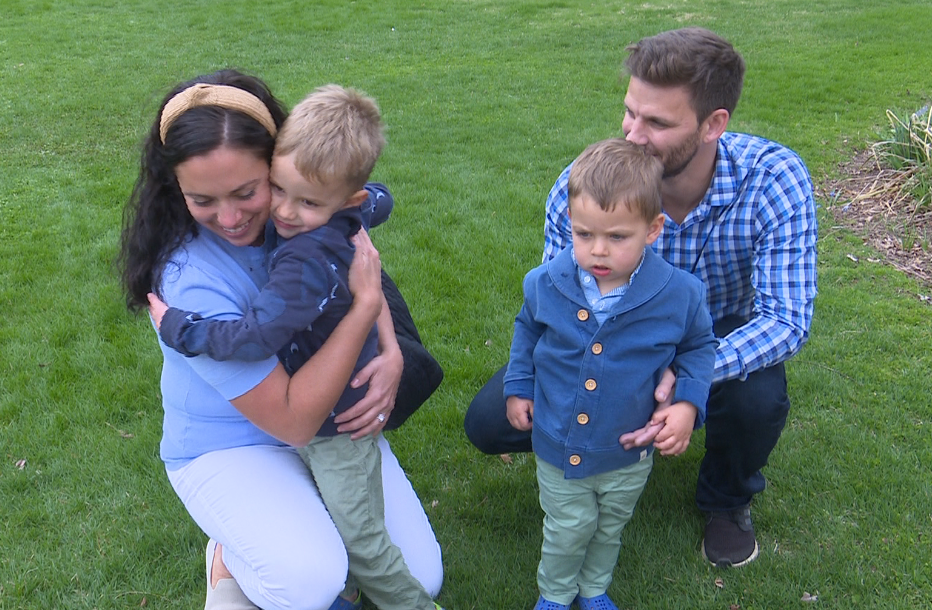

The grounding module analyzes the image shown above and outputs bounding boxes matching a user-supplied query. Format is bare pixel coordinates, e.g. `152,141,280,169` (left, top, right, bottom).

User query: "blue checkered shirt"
544,132,818,383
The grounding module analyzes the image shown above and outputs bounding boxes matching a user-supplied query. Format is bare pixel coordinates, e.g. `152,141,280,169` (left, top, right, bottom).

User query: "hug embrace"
119,26,815,610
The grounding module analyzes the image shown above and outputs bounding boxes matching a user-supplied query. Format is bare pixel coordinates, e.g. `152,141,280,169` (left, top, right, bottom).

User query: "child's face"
269,153,356,240
569,194,664,294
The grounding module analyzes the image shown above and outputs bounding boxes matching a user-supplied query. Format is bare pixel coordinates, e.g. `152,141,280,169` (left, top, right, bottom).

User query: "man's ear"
345,189,369,209
701,108,730,143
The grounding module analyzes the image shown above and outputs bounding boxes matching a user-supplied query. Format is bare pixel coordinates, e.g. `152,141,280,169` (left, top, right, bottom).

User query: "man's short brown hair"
568,138,663,222
624,28,745,122
274,84,385,191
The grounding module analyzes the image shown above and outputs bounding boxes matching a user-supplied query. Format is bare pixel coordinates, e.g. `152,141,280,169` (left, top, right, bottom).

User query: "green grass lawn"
1,1,931,608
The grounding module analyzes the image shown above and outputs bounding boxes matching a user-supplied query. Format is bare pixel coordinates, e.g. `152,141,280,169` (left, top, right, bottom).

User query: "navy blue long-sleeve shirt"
160,204,381,437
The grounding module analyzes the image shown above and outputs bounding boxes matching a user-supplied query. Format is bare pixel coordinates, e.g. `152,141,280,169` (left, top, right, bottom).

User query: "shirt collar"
572,247,646,299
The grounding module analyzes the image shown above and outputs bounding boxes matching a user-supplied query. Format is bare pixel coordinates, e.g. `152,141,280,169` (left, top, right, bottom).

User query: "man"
464,27,818,568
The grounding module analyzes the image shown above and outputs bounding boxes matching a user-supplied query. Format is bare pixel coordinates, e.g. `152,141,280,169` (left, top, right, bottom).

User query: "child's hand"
650,401,697,456
147,293,169,330
348,230,384,314
619,367,677,449
506,396,534,431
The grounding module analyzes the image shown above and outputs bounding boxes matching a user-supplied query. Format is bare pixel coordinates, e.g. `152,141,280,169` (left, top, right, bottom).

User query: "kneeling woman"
118,70,442,610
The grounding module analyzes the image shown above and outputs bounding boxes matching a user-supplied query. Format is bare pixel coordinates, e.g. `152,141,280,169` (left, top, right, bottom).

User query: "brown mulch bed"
818,148,932,291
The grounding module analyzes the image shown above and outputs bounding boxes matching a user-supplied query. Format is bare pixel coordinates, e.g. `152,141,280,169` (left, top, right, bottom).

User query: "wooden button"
577,413,589,425
569,454,581,466
577,309,589,321
591,343,603,355
585,379,597,391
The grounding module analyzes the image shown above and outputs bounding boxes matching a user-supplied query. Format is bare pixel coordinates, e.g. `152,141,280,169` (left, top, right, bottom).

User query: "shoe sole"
701,539,760,568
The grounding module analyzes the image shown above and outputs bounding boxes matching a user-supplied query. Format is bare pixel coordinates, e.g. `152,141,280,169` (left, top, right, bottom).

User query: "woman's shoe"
574,593,619,610
204,539,259,610
533,596,572,610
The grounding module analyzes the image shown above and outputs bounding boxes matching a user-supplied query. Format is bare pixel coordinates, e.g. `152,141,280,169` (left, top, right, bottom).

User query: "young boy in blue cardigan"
504,138,717,610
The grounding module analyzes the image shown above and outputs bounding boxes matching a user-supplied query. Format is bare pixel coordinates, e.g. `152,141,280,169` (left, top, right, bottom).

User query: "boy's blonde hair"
274,84,385,192
568,138,663,222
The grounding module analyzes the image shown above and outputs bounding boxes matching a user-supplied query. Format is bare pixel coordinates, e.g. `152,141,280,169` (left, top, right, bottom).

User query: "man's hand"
619,367,676,449
653,367,676,406
506,396,534,431
619,421,665,450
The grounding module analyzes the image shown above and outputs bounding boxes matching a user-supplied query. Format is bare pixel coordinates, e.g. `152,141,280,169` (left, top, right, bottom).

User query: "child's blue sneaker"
327,591,363,610
533,596,572,610
574,593,619,610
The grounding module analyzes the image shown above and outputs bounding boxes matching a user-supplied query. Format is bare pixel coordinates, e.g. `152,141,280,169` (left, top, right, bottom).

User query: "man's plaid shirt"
543,132,818,383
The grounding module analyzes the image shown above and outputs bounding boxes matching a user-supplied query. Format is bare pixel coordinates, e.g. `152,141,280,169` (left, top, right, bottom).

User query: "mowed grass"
1,1,931,608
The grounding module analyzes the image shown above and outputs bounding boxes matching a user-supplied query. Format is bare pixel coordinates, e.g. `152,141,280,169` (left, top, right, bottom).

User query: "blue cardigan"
503,247,716,478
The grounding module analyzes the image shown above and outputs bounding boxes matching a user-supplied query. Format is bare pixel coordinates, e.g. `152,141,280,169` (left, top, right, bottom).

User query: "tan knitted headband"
159,83,278,144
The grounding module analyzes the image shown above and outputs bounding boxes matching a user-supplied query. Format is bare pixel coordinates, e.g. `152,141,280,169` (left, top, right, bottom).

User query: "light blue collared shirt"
574,247,646,325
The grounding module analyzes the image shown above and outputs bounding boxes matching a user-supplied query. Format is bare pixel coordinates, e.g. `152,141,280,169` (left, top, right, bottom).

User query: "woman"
119,70,443,610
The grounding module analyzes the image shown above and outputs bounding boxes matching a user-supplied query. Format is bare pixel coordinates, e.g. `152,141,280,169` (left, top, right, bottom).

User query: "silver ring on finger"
376,413,386,423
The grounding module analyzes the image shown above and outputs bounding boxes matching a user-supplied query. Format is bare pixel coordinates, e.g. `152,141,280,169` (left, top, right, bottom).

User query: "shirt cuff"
713,339,746,384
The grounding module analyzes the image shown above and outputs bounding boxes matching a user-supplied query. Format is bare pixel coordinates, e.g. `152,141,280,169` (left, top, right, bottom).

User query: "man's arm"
543,163,574,263
714,156,817,383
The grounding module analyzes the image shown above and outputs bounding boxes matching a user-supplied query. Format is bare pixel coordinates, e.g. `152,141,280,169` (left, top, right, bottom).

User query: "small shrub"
877,105,932,210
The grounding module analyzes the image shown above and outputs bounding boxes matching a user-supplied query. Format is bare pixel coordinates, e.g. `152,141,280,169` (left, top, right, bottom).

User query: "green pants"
536,454,653,604
300,434,435,610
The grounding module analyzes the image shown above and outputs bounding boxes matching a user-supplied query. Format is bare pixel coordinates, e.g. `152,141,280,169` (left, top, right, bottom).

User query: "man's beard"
659,129,701,179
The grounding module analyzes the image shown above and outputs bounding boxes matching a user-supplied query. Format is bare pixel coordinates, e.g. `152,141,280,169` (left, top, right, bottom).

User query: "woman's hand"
147,293,169,330
332,229,392,439
335,346,403,439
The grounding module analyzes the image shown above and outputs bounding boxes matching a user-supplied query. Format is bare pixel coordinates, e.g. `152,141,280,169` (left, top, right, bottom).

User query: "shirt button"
585,379,597,391
577,309,589,321
569,454,581,466
583,276,591,284
591,343,603,355
577,413,589,425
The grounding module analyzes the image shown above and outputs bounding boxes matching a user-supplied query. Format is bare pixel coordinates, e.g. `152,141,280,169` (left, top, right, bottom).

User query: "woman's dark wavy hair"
117,69,287,312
